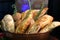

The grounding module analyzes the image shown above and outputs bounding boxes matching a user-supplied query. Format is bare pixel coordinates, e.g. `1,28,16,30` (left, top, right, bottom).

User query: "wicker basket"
3,31,50,40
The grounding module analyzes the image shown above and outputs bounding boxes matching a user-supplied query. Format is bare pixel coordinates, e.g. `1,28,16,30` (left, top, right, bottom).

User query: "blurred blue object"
21,4,30,12
16,0,30,12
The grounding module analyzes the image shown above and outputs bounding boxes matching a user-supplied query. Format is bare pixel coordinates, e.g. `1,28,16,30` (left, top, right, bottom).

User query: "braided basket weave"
4,31,50,40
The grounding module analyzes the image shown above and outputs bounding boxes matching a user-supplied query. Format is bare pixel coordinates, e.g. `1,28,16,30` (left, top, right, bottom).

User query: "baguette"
40,21,60,33
22,7,48,21
16,10,33,33
30,19,35,27
26,15,53,34
21,10,40,20
39,7,48,17
34,7,48,21
37,15,53,29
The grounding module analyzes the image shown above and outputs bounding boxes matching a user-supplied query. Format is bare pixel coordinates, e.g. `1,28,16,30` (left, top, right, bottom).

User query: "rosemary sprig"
28,0,31,10
12,4,17,15
12,0,18,16
34,0,45,21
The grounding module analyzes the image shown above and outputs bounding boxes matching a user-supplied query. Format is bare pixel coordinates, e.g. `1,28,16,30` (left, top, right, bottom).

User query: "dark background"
0,0,60,39
48,0,60,39
0,0,15,20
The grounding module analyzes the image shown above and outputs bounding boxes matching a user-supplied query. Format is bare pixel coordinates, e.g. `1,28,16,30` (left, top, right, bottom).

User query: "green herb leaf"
28,0,31,10
34,0,45,21
12,4,17,15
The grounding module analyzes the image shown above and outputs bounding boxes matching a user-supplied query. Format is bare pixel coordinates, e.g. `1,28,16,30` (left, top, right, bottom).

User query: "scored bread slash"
21,8,48,21
15,20,22,28
40,21,60,33
26,23,40,34
21,10,30,20
30,19,35,27
37,14,53,29
39,7,48,18
16,10,33,33
30,10,40,18
26,14,53,34
34,7,48,21
22,9,40,20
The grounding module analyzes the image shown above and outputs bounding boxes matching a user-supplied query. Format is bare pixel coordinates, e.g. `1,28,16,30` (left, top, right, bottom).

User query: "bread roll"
13,12,21,21
2,14,15,33
15,20,21,28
